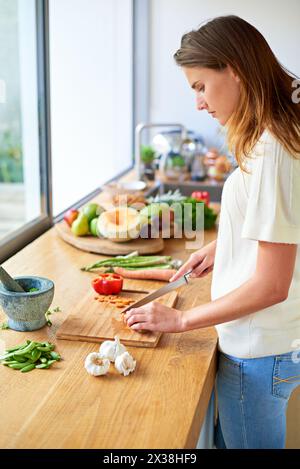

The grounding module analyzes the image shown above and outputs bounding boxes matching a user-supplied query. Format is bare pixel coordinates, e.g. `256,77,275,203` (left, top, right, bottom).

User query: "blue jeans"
214,350,300,449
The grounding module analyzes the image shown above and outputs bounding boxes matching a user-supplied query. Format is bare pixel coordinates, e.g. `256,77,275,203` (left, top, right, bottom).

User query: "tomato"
191,191,210,205
92,274,123,295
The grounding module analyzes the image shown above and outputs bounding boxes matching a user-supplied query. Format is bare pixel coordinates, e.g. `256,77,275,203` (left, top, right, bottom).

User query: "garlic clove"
113,335,127,361
114,351,136,376
99,335,127,362
84,352,110,376
99,339,116,362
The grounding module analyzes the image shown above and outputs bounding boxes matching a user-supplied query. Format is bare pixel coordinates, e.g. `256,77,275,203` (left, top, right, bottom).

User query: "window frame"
0,0,150,262
0,0,52,264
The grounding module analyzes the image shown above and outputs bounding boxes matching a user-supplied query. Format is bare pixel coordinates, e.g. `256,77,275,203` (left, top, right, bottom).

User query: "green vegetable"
0,340,62,373
13,355,28,363
1,322,10,330
81,255,172,272
35,363,50,369
173,197,217,231
21,364,36,373
45,306,62,326
147,189,186,204
31,349,42,362
28,287,39,292
14,341,37,356
6,342,28,353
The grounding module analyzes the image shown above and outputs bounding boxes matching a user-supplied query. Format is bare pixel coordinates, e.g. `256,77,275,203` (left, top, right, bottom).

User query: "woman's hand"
170,239,217,282
124,302,185,333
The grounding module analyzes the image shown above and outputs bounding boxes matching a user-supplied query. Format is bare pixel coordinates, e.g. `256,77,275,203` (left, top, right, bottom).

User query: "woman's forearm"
182,275,286,331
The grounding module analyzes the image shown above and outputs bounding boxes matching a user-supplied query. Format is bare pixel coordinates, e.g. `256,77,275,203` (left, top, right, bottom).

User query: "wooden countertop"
0,197,218,449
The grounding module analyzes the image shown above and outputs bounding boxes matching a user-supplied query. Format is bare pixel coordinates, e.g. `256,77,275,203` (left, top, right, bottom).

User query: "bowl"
0,276,55,331
118,181,147,192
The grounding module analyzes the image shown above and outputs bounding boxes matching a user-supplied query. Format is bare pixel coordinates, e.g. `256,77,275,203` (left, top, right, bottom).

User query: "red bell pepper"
191,191,210,205
92,273,123,295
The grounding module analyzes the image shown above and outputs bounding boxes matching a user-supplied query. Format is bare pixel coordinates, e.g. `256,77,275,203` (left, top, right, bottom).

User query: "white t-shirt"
211,129,300,358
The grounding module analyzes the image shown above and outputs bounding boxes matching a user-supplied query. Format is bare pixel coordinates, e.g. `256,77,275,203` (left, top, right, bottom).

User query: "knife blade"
121,269,193,314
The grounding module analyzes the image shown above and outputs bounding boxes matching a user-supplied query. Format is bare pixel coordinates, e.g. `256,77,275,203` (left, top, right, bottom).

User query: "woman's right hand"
169,240,217,282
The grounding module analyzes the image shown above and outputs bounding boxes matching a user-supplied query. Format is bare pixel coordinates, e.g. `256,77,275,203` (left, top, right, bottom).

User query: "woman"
124,15,300,449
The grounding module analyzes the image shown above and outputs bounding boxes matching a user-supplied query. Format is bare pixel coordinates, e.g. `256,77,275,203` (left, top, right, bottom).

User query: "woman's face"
182,65,241,126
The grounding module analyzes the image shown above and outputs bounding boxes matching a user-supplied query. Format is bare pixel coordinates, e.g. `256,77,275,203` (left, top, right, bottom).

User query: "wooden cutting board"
56,282,178,348
55,220,164,255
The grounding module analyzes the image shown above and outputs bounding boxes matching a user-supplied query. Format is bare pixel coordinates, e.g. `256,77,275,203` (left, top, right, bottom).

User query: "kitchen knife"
121,269,193,314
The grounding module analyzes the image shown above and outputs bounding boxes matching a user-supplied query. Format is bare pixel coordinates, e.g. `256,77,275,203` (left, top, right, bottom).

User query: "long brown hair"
174,15,300,170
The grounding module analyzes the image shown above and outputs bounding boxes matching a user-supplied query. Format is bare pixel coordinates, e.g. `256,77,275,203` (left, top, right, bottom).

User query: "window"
0,0,52,263
49,0,134,216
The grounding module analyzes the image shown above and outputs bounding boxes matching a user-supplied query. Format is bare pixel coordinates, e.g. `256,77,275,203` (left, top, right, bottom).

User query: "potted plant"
165,152,187,181
140,145,156,181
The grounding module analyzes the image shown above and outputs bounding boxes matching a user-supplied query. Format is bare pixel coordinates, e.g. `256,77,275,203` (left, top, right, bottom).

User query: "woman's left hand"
124,302,185,333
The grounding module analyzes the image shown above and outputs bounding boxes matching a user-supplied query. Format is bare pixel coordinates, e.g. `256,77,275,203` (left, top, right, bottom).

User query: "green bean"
50,352,61,361
9,362,32,370
13,355,28,363
14,341,37,356
1,339,62,372
20,363,36,373
0,351,18,360
36,345,54,352
81,255,172,271
30,349,41,362
46,360,57,366
6,342,28,353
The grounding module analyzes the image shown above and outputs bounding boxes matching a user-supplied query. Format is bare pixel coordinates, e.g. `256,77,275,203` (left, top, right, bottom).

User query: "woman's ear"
228,65,241,83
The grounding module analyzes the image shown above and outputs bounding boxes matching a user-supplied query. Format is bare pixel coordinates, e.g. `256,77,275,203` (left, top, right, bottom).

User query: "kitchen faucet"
134,122,187,180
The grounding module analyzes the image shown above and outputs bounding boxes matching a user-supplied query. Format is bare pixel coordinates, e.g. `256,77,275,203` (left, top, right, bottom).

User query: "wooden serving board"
55,220,164,255
56,284,178,348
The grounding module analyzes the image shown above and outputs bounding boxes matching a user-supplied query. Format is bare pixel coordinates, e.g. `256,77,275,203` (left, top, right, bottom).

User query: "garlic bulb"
114,351,136,376
99,335,127,362
84,352,110,376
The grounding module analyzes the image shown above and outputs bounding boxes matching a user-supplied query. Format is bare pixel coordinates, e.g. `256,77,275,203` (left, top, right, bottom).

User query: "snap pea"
1,339,62,373
31,349,42,362
36,344,54,352
9,361,33,370
6,342,28,353
45,360,57,366
14,341,37,356
13,355,29,363
20,363,36,373
50,352,61,361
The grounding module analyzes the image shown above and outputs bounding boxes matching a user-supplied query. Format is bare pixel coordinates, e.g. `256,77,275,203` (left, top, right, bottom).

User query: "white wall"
150,0,300,149
49,0,133,216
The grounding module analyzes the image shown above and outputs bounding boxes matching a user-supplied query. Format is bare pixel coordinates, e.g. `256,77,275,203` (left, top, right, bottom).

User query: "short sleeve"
241,132,300,243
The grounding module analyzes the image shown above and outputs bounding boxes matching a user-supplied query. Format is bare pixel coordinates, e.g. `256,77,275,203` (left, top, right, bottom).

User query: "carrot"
113,267,176,281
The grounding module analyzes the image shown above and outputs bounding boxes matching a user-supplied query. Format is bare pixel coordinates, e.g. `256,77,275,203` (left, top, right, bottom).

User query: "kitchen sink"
145,179,224,202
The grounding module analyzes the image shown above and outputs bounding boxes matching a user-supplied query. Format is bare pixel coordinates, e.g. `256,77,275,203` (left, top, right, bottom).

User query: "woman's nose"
196,95,208,111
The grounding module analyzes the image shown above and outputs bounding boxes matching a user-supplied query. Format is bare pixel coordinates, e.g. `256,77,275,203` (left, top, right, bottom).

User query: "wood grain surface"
0,194,218,448
57,286,178,347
